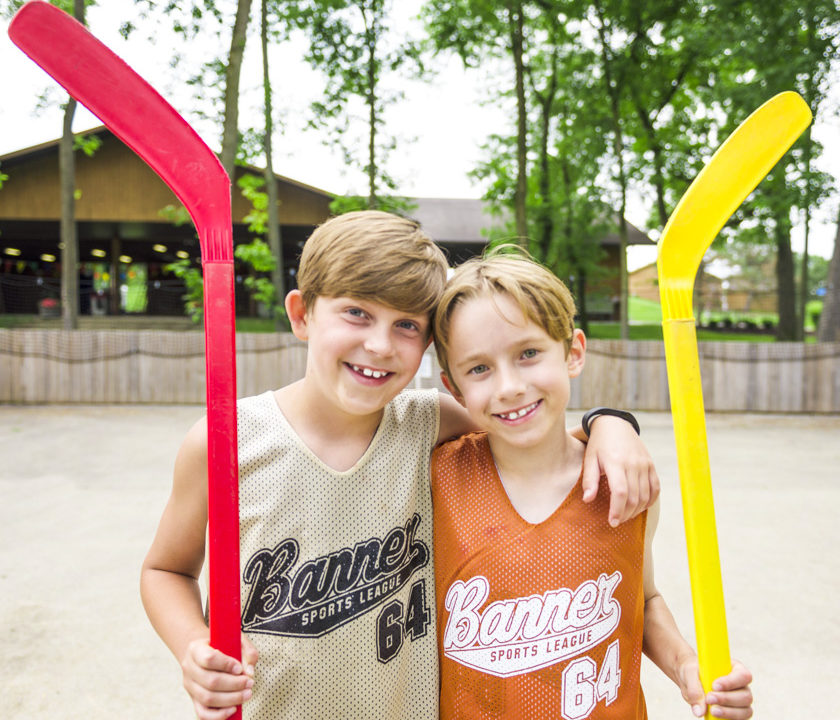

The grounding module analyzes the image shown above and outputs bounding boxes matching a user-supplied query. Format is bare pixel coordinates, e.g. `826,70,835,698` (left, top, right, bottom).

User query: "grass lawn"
628,296,663,324
583,295,778,342
584,322,777,342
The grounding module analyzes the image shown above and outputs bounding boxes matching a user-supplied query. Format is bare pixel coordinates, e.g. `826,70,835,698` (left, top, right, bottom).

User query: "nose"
495,363,526,400
363,323,395,358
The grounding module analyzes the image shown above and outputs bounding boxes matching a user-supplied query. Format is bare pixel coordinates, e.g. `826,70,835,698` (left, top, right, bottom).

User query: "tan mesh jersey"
237,389,440,720
432,432,648,720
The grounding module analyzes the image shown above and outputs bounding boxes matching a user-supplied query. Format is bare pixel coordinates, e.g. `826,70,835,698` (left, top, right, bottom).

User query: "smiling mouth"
495,400,541,421
347,363,392,380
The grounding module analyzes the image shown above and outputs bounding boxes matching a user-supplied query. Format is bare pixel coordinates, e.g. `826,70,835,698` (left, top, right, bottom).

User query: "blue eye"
397,320,420,332
469,364,489,375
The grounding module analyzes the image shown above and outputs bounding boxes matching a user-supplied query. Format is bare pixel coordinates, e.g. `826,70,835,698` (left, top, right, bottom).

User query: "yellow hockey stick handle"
662,318,731,699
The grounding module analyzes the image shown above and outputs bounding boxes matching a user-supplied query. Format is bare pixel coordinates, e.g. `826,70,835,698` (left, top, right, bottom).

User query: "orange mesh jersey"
432,432,647,720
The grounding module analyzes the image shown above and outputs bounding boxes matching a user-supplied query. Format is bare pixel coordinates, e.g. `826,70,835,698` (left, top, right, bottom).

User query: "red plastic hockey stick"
9,0,241,704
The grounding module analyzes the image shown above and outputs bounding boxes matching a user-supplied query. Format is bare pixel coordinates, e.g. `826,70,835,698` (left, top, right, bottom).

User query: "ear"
566,329,586,378
285,289,309,341
440,371,466,407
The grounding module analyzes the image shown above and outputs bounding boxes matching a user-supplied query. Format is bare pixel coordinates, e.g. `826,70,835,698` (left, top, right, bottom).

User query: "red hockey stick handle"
203,261,241,663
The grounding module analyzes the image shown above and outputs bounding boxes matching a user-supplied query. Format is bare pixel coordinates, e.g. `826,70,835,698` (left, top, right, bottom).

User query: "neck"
274,379,384,471
489,425,585,524
489,422,578,479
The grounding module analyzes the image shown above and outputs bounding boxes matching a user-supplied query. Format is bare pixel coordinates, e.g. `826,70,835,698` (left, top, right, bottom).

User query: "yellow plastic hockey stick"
657,91,811,708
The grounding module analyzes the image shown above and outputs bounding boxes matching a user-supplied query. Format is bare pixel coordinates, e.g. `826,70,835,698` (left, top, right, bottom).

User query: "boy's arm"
577,414,659,526
642,502,754,719
437,391,476,443
140,418,256,720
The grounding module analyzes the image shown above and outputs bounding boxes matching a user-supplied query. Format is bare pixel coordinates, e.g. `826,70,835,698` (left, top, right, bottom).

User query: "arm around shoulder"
437,390,476,444
579,413,660,526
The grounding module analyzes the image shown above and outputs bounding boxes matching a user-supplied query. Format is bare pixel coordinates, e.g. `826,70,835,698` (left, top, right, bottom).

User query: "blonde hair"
435,248,577,385
297,210,448,322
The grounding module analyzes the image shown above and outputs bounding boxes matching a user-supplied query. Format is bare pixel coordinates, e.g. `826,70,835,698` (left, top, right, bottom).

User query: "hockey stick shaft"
9,0,242,702
657,91,811,705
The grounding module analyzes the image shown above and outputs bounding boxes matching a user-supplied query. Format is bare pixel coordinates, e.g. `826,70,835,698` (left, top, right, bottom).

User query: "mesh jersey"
236,389,440,720
432,432,647,720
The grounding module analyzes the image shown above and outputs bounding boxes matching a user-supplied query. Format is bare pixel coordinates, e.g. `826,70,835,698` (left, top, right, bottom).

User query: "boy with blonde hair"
432,250,753,719
141,212,659,720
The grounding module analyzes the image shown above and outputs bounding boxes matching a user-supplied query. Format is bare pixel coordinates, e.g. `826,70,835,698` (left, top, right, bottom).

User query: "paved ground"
1,405,838,719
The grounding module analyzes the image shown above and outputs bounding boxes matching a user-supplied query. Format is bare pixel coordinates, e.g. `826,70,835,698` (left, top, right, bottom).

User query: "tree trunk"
261,0,284,327
799,202,810,340
509,1,528,243
535,94,553,258
694,260,706,322
59,0,86,331
800,9,815,340
60,98,78,330
365,15,378,207
220,0,253,178
774,211,797,341
817,205,840,342
593,3,629,339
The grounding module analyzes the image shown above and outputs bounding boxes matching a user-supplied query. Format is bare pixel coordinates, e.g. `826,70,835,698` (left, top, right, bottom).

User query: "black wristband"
581,407,640,437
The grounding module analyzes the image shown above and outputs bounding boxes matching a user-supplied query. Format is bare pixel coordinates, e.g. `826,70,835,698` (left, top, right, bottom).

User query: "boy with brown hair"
141,211,659,720
432,250,753,719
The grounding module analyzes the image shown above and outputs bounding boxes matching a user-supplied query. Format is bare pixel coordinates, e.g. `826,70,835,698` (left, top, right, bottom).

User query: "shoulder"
170,415,209,501
389,388,440,432
237,389,277,417
391,387,439,412
432,430,489,468
431,432,491,500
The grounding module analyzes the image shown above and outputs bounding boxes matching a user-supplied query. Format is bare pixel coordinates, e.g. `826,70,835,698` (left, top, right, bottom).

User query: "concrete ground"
1,405,838,719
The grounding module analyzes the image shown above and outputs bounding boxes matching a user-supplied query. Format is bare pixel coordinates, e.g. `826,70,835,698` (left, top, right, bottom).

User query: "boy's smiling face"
442,292,584,451
289,292,431,420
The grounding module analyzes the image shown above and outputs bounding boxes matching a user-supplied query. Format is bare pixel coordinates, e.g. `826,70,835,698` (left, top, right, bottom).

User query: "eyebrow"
451,349,489,371
452,334,549,365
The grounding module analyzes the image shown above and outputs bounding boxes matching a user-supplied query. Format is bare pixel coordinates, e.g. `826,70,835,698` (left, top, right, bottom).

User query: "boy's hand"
581,414,659,525
677,656,754,719
181,633,259,720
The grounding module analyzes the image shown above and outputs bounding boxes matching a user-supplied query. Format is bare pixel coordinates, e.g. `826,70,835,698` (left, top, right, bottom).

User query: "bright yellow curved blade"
659,91,812,320
657,91,811,713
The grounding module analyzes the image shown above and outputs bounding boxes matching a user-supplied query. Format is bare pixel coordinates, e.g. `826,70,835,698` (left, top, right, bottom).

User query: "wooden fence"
1,329,839,412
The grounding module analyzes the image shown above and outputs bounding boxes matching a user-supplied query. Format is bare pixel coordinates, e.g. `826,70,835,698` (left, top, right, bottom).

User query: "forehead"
448,292,547,342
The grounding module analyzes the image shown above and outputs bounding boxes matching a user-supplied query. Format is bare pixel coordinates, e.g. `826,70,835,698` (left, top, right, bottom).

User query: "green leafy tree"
472,8,612,330
1,1,102,328
424,0,533,241
258,0,285,325
133,0,253,180
299,0,422,209
697,0,840,340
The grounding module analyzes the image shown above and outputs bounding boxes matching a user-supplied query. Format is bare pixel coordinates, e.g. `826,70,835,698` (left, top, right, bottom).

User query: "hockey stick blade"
9,0,231,260
659,91,812,319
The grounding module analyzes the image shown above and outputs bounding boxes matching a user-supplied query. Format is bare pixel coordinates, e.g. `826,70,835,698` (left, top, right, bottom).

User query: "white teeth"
499,402,538,420
352,364,388,379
